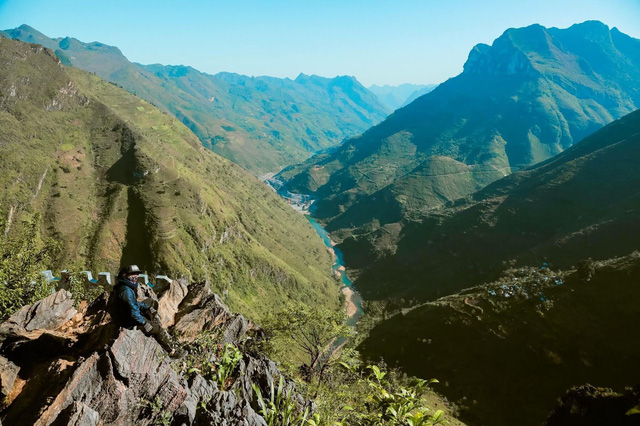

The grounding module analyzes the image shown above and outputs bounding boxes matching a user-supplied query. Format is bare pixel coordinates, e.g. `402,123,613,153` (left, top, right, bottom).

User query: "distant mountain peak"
462,20,626,77
58,36,83,50
17,24,37,31
463,38,538,76
566,19,610,33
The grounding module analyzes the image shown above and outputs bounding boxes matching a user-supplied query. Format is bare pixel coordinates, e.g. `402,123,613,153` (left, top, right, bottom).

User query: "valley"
1,10,640,425
4,25,391,175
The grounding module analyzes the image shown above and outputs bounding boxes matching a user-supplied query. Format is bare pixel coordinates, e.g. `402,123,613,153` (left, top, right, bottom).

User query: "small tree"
266,302,351,378
0,214,57,320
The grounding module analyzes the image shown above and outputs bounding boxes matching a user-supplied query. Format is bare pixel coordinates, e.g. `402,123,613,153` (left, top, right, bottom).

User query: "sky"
0,0,639,86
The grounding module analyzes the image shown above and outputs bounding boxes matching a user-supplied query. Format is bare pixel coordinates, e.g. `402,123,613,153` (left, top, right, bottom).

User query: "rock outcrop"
0,282,303,425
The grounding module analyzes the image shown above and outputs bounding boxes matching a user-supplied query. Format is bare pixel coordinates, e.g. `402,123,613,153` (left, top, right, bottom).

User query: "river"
306,217,365,327
261,174,365,326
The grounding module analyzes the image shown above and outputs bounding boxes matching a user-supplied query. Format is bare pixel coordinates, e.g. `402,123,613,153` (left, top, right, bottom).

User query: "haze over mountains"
2,15,640,425
368,83,437,111
279,21,640,268
3,24,390,175
0,36,339,321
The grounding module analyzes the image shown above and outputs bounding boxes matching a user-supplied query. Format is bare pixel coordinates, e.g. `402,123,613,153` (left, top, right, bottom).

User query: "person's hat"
118,265,143,277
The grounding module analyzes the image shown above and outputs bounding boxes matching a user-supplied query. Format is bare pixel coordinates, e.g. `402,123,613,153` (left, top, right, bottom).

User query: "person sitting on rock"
113,265,184,358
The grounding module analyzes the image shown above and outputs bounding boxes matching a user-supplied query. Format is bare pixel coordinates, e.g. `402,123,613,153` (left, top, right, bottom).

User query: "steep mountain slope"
356,105,640,425
360,254,640,426
4,25,390,174
353,107,640,301
368,83,436,111
0,36,339,320
280,21,640,254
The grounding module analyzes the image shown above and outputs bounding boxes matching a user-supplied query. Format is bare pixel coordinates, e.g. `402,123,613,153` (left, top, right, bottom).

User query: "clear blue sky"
1,0,639,86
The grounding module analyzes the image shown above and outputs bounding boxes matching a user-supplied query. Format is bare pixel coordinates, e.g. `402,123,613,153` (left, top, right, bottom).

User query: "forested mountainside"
279,21,640,267
360,253,640,426
3,25,390,174
352,107,640,301
0,36,339,321
356,105,640,426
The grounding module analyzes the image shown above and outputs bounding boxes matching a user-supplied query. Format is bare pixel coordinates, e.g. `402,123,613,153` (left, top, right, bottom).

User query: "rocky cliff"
0,278,304,425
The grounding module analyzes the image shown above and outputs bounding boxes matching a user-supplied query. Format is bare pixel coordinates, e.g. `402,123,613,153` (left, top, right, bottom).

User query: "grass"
0,36,340,323
5,24,391,175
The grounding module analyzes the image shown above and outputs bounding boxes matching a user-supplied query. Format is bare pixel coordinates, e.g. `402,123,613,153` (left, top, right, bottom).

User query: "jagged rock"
173,293,232,340
52,401,99,426
179,280,213,309
157,278,188,328
135,282,158,304
195,391,266,426
34,329,188,425
0,355,19,398
233,354,278,401
0,280,307,425
222,315,249,345
178,375,218,424
1,290,76,333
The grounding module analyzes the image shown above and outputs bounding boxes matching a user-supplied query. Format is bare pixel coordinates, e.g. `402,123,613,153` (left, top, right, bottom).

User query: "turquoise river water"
307,217,365,327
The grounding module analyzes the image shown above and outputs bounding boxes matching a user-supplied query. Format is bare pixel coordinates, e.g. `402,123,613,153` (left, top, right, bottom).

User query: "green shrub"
176,332,242,390
264,302,352,377
66,272,105,307
0,214,56,320
310,360,445,426
253,375,309,426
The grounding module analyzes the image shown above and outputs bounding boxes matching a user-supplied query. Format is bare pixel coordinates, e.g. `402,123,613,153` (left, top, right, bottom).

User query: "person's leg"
143,319,185,358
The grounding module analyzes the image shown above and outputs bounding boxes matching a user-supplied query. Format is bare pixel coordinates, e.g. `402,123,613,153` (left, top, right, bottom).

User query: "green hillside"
357,105,640,425
4,25,390,174
279,21,640,262
353,107,640,302
0,36,339,321
360,254,640,426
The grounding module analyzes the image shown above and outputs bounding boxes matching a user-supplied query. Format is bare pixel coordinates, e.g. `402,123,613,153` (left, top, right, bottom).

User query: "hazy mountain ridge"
368,83,437,111
279,20,640,270
3,25,390,174
0,36,339,321
400,84,438,107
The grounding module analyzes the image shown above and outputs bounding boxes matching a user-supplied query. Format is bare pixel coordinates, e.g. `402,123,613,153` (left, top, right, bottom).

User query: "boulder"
157,278,188,328
37,329,189,425
0,279,308,425
222,315,249,345
173,294,232,340
1,290,76,333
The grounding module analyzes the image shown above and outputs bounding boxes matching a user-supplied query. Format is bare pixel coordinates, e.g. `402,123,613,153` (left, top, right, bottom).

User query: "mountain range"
349,81,640,425
278,21,640,269
3,25,390,175
0,35,339,321
358,104,640,425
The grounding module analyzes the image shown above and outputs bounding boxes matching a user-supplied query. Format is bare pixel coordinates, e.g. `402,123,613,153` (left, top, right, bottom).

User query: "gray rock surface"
0,280,306,425
0,355,19,398
2,290,76,333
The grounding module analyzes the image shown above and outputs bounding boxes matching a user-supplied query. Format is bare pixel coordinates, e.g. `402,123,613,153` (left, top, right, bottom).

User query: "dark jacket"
113,277,150,328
